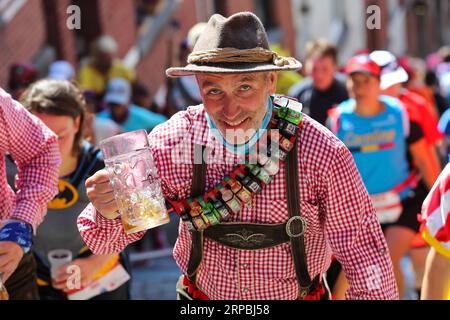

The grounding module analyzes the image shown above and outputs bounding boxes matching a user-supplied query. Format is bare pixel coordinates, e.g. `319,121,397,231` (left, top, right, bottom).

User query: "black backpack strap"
285,138,313,298
71,143,102,188
186,144,207,284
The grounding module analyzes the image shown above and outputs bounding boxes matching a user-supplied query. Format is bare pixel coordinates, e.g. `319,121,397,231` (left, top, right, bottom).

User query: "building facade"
0,0,298,101
0,0,447,97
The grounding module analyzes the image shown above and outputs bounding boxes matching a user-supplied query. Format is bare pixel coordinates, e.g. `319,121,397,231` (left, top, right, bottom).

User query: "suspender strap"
285,140,313,298
186,145,207,284
186,144,314,297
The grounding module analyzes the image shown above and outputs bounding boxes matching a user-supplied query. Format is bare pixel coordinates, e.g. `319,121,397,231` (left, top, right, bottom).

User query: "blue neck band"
205,97,273,155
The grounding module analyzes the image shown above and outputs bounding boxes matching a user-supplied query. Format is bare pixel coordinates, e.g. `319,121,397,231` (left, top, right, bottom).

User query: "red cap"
345,55,381,77
8,63,39,95
398,56,415,80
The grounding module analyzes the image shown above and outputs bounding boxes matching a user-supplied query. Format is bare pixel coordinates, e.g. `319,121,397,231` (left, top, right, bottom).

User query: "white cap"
48,60,75,80
187,22,207,49
93,35,118,55
370,50,409,90
104,78,131,105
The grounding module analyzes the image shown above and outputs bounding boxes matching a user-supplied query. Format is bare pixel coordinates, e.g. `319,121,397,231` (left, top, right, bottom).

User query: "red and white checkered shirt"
78,104,399,300
0,87,61,231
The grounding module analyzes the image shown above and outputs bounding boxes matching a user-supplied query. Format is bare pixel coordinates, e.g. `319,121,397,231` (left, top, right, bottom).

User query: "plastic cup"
47,249,73,279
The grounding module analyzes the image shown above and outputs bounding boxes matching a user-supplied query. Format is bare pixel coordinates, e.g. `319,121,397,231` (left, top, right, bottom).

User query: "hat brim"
104,93,129,105
48,72,72,81
380,67,409,90
348,69,380,78
166,61,302,78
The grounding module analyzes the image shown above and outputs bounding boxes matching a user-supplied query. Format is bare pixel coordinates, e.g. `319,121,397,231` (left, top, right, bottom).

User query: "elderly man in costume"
77,12,398,300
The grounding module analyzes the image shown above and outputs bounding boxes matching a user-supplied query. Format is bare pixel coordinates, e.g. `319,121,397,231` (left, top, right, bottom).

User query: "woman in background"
19,79,130,300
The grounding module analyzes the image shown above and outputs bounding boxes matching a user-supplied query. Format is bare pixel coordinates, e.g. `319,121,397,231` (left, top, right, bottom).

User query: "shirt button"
380,247,386,254
243,287,250,293
242,263,249,269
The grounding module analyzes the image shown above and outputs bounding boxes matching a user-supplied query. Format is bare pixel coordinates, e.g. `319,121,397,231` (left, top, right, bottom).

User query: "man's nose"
222,100,241,120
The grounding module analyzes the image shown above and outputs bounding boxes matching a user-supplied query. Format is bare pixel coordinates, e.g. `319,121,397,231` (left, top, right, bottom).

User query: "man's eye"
240,85,252,91
208,89,222,95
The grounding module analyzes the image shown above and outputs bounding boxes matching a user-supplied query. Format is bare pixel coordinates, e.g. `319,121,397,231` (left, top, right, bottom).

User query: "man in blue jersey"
97,78,168,133
327,55,440,298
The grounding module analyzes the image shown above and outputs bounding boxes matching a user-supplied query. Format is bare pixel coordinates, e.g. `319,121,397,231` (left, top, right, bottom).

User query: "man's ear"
267,72,278,94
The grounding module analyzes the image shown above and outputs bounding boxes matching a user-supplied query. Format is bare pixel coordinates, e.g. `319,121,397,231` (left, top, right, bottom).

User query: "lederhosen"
177,140,331,300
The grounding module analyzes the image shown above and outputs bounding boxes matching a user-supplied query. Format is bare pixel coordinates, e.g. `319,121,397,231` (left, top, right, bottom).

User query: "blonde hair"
305,39,338,63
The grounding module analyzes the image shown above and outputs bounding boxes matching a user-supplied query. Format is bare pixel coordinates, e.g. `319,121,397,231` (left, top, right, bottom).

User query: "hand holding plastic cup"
47,249,73,280
0,273,8,300
99,129,170,234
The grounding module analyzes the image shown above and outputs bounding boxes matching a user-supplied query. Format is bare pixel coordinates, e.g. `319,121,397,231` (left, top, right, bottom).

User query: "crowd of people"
0,11,449,300
1,35,170,300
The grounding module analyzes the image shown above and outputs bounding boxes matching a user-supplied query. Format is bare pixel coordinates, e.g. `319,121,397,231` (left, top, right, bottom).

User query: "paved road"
128,214,418,300
130,255,180,300
129,254,418,300
128,213,181,300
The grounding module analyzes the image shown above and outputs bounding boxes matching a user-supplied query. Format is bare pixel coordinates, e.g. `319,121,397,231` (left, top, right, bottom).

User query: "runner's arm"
324,144,399,300
408,121,441,189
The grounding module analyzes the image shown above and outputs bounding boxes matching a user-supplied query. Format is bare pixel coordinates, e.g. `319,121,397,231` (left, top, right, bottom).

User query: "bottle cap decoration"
166,95,303,231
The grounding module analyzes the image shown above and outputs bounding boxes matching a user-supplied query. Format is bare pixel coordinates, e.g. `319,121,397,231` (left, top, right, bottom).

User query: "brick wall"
225,0,255,15
135,0,299,100
43,0,77,66
0,0,46,88
0,0,298,100
96,0,137,58
135,0,198,97
365,0,388,51
271,1,297,56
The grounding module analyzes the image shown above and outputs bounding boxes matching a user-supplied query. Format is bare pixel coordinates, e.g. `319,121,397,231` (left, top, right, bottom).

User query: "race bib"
370,191,403,224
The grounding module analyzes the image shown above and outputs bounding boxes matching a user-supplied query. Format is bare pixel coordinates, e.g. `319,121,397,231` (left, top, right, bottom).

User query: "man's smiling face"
196,72,277,145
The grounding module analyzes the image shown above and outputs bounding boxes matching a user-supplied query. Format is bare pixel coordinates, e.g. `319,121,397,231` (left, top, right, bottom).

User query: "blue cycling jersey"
331,95,412,198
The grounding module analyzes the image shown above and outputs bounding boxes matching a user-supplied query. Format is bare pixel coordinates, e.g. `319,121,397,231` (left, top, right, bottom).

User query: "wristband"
0,221,33,254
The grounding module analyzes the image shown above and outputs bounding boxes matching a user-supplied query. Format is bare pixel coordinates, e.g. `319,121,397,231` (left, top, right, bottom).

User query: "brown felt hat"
166,12,302,77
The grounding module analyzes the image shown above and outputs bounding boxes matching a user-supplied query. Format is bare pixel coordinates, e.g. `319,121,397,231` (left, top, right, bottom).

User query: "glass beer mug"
100,130,169,234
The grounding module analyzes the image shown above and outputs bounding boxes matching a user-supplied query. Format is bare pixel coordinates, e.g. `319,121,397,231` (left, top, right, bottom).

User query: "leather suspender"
186,142,315,298
285,140,313,298
186,146,207,284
